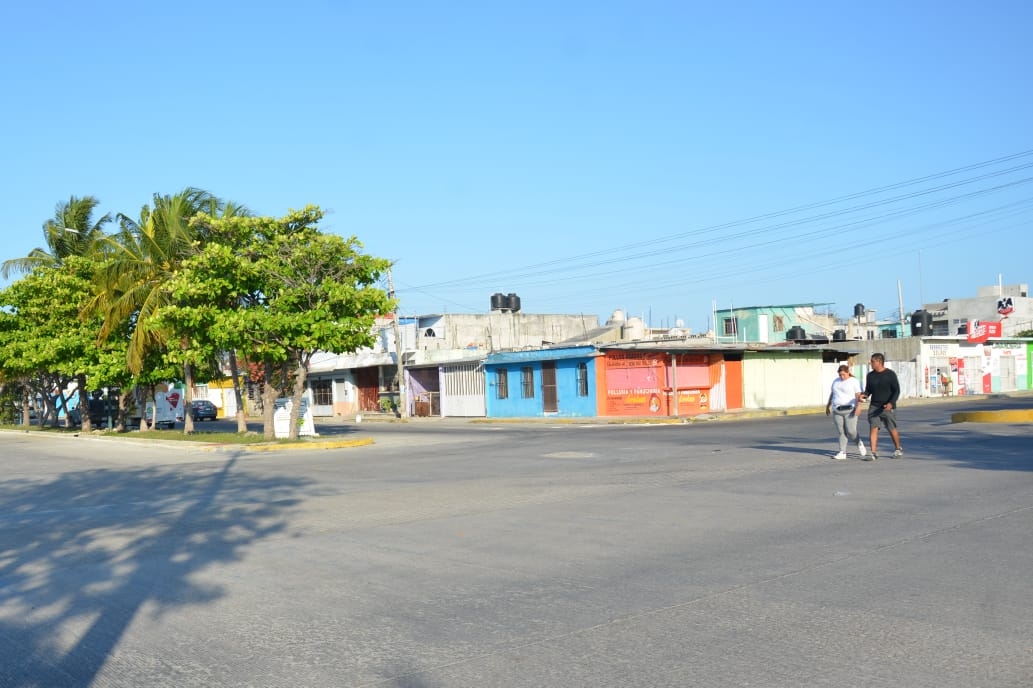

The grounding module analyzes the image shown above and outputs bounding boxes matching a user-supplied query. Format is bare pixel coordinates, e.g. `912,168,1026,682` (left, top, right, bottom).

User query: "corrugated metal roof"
486,345,598,364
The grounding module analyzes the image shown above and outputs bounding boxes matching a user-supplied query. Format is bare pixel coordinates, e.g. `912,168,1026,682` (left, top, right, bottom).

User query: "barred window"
773,315,785,332
723,317,738,336
311,379,333,406
576,363,588,397
496,368,508,399
521,367,534,398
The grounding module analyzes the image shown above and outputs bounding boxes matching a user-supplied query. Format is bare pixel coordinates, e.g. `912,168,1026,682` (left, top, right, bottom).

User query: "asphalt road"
1,397,1032,687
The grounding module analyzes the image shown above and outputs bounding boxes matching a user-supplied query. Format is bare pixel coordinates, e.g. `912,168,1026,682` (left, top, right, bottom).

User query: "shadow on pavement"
753,421,1033,471
0,452,310,686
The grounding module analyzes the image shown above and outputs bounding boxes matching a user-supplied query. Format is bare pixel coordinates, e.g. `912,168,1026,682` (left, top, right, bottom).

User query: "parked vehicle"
145,391,184,429
190,399,218,421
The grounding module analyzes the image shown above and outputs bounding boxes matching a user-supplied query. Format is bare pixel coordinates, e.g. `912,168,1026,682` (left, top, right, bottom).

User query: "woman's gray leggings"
832,411,860,452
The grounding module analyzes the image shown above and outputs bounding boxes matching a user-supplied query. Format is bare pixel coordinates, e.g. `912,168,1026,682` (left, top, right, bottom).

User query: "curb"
0,428,376,453
950,409,1033,424
219,437,376,453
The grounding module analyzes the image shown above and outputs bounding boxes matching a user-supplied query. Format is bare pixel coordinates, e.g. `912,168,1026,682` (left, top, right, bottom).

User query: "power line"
406,149,1033,292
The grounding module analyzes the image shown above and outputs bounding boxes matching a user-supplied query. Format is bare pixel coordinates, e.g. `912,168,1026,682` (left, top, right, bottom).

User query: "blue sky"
2,1,1031,334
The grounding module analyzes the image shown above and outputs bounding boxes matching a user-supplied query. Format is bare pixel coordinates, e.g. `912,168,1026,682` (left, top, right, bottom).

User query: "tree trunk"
183,362,195,434
139,385,152,432
76,373,92,433
229,350,248,433
116,389,130,432
21,386,32,426
288,357,309,440
261,364,277,441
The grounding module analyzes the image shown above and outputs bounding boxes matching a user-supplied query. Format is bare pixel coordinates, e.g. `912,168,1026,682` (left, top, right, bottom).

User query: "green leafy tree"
87,188,224,432
0,258,116,430
173,206,393,439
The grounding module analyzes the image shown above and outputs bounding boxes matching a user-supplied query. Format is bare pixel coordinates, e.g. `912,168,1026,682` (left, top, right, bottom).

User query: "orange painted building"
595,348,741,417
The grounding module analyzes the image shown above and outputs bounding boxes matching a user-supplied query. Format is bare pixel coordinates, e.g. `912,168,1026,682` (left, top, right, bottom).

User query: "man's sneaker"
864,452,877,461
832,451,847,460
857,441,867,458
893,448,903,459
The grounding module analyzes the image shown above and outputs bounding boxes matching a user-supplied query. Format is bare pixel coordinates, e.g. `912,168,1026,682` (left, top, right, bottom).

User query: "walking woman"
825,364,866,460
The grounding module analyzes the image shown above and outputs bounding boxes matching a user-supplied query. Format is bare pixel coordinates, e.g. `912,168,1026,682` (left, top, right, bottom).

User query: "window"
521,367,534,398
496,368,508,399
723,317,738,336
773,315,785,332
576,363,588,397
311,379,332,406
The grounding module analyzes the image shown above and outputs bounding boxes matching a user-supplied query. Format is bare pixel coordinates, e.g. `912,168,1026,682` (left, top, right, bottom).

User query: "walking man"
825,364,866,460
861,353,903,460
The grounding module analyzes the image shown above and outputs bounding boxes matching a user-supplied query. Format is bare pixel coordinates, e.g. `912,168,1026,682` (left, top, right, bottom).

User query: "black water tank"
832,329,847,342
490,293,507,311
786,325,806,341
854,303,865,318
507,293,521,313
957,323,968,335
910,310,933,336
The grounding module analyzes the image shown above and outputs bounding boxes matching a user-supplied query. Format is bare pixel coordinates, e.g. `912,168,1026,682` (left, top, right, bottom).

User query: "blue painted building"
484,346,598,417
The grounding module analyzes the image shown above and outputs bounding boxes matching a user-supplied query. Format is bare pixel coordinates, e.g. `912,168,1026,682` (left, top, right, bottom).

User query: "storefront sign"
966,320,1002,343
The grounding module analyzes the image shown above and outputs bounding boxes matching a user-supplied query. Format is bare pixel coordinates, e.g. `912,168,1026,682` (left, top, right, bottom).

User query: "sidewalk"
322,390,1033,426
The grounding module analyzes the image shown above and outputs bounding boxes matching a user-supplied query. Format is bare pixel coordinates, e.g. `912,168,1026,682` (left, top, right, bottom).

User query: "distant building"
920,283,1032,337
713,303,838,343
307,308,601,418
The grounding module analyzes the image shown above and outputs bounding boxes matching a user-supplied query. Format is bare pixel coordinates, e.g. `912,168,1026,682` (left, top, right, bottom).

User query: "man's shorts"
868,407,898,430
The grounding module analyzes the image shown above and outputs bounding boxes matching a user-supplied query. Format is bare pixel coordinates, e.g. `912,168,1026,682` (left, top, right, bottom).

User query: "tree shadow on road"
0,452,309,686
753,422,1033,471
914,422,1033,471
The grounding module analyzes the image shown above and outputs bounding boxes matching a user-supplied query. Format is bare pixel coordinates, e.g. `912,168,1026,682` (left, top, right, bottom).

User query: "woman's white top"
830,376,862,407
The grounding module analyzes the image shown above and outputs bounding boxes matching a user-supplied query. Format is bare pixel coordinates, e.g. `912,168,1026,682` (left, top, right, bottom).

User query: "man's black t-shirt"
864,368,900,407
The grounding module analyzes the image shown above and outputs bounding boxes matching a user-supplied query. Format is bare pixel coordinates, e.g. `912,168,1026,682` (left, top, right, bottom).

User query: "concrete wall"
742,352,826,409
416,312,600,352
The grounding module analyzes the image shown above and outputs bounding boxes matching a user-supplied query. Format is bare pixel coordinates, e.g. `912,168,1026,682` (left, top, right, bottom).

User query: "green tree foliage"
0,258,122,429
86,188,239,433
166,206,393,439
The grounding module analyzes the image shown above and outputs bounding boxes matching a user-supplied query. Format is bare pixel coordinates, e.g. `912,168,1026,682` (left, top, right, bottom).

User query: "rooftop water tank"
910,310,933,337
490,293,507,311
506,293,521,313
624,316,646,341
854,303,865,318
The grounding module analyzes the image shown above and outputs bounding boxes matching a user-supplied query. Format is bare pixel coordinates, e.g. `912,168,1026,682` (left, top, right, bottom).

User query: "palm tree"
87,187,220,433
2,195,112,279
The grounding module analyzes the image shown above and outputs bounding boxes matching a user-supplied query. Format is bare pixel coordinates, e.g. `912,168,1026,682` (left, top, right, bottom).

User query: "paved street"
1,397,1032,687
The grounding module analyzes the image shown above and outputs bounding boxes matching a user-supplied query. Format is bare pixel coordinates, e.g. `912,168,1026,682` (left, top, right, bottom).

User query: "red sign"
966,320,1002,343
166,391,181,408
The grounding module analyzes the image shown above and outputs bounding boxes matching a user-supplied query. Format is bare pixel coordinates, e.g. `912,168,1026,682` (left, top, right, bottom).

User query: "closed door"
1000,355,1017,391
541,362,558,412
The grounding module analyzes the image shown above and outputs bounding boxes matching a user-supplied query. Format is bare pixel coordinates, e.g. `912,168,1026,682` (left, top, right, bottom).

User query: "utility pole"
898,280,906,336
386,268,408,418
